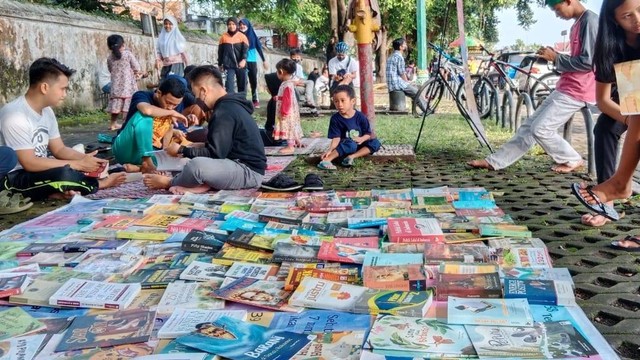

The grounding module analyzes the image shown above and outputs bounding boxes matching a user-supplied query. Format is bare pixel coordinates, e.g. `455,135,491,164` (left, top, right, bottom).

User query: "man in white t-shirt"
328,42,360,106
0,57,126,200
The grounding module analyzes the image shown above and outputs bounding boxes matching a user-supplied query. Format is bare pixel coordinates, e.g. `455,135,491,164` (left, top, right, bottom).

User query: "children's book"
212,243,273,266
158,309,247,339
213,278,302,313
0,307,45,340
54,309,155,352
317,237,379,264
49,279,141,310
423,243,490,263
363,264,427,291
387,218,444,243
271,243,320,263
181,230,227,254
180,261,229,282
175,315,312,360
365,315,476,358
291,330,366,360
284,267,360,291
504,279,577,306
500,267,574,285
226,229,276,251
464,321,598,359
70,250,144,276
447,296,534,326
258,207,309,225
0,334,46,360
157,280,225,314
247,309,373,333
225,262,279,280
436,272,502,301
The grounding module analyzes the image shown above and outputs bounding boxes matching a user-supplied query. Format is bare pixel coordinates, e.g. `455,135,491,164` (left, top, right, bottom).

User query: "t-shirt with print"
328,56,360,87
0,96,61,172
327,110,372,140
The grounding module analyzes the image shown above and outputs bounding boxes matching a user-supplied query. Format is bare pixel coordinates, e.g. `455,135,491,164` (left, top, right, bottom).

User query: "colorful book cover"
175,315,311,360
15,242,68,257
362,252,423,266
115,226,172,241
271,243,320,263
363,264,427,291
62,239,130,252
181,230,227,254
71,250,144,276
213,278,302,313
92,216,139,230
48,279,141,310
380,243,425,254
387,218,444,243
157,281,225,314
226,229,276,251
412,196,449,206
346,208,386,229
365,315,476,357
436,272,502,301
8,279,64,306
102,198,153,214
501,267,574,285
146,203,194,216
465,321,598,358
180,261,229,282
334,228,380,238
504,279,577,306
211,244,272,267
317,237,379,264
447,296,534,326
0,307,45,340
220,216,265,233
0,275,30,298
38,333,155,359
284,267,359,291
493,247,553,269
272,234,333,247
479,224,532,238
443,233,487,243
439,263,499,275
54,310,155,352
0,334,46,360
488,237,547,249
291,330,366,360
258,207,309,225
225,262,279,280
247,309,372,333
119,268,183,289
134,214,182,228
168,218,214,234
423,243,490,263
158,309,247,339
455,207,505,217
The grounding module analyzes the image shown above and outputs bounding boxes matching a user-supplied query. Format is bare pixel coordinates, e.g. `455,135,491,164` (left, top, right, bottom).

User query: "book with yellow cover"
212,243,273,266
134,214,182,228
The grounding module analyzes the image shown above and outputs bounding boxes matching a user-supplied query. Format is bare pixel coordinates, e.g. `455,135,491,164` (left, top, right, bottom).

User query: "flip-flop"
341,157,354,167
571,183,620,221
317,161,337,171
610,235,640,252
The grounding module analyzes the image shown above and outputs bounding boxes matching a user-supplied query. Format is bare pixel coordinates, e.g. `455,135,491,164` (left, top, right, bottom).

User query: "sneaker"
260,173,302,192
253,100,260,109
302,173,324,192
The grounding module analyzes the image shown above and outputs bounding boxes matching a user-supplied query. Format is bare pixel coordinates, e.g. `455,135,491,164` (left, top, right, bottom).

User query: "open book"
147,150,190,171
614,59,640,115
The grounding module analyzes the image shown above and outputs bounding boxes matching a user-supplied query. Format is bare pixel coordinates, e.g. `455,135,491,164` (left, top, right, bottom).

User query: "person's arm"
181,109,235,159
321,137,341,160
279,87,294,117
136,102,187,124
180,52,189,66
217,36,224,67
354,113,372,144
554,12,598,72
596,82,627,123
398,56,409,82
130,52,142,77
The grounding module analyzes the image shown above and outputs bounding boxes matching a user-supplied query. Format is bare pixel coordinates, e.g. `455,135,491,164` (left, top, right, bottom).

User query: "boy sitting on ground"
318,85,381,170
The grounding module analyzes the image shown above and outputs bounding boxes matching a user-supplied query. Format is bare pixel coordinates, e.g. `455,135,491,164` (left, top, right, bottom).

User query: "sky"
495,0,603,48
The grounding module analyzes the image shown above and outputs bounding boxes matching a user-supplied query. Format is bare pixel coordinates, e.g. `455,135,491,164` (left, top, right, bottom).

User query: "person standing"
239,18,268,108
218,17,249,94
106,34,141,131
386,38,424,111
273,59,304,155
156,15,189,79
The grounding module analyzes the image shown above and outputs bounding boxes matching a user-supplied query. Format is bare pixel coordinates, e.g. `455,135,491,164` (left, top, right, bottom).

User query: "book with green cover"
0,307,46,340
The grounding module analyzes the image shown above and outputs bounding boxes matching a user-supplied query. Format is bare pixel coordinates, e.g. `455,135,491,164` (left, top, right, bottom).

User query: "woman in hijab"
218,17,249,94
156,15,188,79
239,18,268,108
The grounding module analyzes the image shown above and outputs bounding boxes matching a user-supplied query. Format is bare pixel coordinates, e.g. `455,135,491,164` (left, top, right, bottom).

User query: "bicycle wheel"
529,72,559,109
413,78,445,118
456,75,494,119
514,93,534,131
500,90,515,130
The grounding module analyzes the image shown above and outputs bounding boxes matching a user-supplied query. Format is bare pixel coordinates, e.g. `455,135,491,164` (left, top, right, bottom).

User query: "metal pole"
416,0,428,84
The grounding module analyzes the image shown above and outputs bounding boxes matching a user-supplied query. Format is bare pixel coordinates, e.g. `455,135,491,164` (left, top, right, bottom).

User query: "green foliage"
26,0,129,18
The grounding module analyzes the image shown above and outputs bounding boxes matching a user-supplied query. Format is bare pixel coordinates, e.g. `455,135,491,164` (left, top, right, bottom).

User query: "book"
115,226,172,241
15,242,68,257
54,309,155,352
501,267,574,285
464,321,598,358
212,244,273,266
271,243,320,263
91,215,139,230
175,315,311,360
157,281,225,314
226,229,276,251
225,262,279,280
289,277,433,317
346,208,386,229
363,264,427,291
181,230,227,254
0,275,30,298
291,330,366,359
168,218,214,234
335,227,381,238
479,224,532,237
158,309,247,339
436,272,502,301
180,261,229,281
0,334,46,360
423,243,490,263
49,279,141,310
447,296,534,326
362,252,423,266
455,207,504,217
102,198,153,214
8,279,64,306
0,307,45,340
119,268,183,289
615,59,640,115
317,237,379,264
380,243,426,254
387,218,444,243
247,309,373,333
365,315,476,358
493,247,553,269
284,267,359,291
37,333,155,359
504,279,577,306
258,207,309,225
62,239,130,252
213,277,302,312
135,214,183,228
71,250,145,276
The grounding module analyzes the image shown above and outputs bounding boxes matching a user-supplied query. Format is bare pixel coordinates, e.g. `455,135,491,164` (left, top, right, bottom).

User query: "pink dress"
273,80,303,141
107,49,140,114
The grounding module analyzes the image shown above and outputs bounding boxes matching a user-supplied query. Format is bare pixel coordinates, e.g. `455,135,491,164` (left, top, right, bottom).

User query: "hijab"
157,15,186,57
226,17,239,36
239,18,262,52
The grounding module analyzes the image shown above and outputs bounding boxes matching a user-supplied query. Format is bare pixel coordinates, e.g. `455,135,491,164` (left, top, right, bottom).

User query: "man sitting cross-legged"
0,58,126,201
143,65,267,194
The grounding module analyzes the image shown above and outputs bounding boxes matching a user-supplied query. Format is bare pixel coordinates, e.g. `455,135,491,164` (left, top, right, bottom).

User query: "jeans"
295,80,316,106
335,138,382,157
0,147,17,179
594,113,627,184
225,67,247,94
171,157,263,190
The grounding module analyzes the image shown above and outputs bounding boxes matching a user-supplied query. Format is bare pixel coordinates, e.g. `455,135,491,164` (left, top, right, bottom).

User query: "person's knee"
364,138,382,154
337,139,358,157
530,122,553,140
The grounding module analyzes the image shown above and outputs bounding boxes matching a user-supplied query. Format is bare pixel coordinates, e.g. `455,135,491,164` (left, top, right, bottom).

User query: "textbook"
157,280,225,314
387,218,444,243
49,278,141,310
180,261,229,282
175,315,312,360
447,296,534,326
504,279,577,306
54,309,155,352
213,277,302,313
0,307,45,340
158,309,247,339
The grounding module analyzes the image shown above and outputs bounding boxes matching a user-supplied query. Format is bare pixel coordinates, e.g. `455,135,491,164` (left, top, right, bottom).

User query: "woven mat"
87,156,295,200
264,138,331,156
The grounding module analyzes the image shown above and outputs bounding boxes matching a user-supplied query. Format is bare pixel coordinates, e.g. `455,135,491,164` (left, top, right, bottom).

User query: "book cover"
119,268,183,289
62,239,130,252
168,218,214,234
479,224,532,238
317,237,379,264
412,195,449,206
0,307,45,340
102,199,153,214
180,261,229,282
175,315,312,360
54,310,155,352
380,243,426,254
158,309,247,339
504,279,577,306
501,267,574,285
346,208,386,229
455,207,505,217
271,243,320,263
115,226,172,241
363,264,427,291
488,237,547,249
213,278,302,312
49,279,141,310
365,315,476,358
465,321,598,358
247,309,372,333
225,262,279,280
146,203,194,216
38,333,155,359
334,228,380,238
423,243,490,263
284,267,359,291
212,244,273,266
258,207,309,225
615,59,640,115
71,250,144,276
0,334,46,360
493,247,553,269
387,218,444,243
447,297,534,326
436,272,502,301
362,252,423,266
15,242,68,257
220,202,253,214
156,340,215,359
291,330,366,360
92,215,139,230
134,214,183,228
226,229,276,251
181,230,227,254
157,281,225,314
272,234,332,247
8,279,63,306
0,275,30,298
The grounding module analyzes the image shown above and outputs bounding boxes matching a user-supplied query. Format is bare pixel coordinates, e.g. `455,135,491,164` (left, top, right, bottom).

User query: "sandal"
610,235,640,252
341,157,354,167
317,161,337,171
0,192,33,214
570,183,620,221
302,173,324,192
260,173,302,192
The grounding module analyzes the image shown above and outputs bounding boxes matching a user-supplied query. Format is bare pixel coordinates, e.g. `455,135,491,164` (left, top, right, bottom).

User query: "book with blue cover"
247,309,372,334
175,315,312,360
504,279,577,306
362,252,423,266
447,297,534,326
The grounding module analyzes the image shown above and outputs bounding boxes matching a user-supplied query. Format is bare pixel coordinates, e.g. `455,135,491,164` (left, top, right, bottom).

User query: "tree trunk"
329,0,338,36
337,0,347,41
376,27,388,84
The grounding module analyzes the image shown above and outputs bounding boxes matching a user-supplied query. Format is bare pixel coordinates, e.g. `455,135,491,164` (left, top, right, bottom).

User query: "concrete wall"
0,0,322,111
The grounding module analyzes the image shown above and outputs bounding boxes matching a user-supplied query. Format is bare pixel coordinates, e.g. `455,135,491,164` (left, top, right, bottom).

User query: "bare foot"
278,147,295,155
169,184,211,195
552,160,584,173
309,131,322,139
48,190,79,200
577,180,632,205
98,172,127,189
123,164,141,173
109,123,122,131
581,213,611,227
467,159,494,170
143,174,172,190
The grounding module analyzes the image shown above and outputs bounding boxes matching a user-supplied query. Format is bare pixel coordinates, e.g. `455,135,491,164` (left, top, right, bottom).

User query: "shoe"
260,173,302,192
341,157,354,167
0,191,33,214
253,100,260,109
302,173,324,191
317,161,337,170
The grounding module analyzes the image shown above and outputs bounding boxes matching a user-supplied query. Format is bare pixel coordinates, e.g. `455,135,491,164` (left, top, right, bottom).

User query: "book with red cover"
387,218,444,243
0,275,30,298
284,267,359,291
167,218,214,233
436,272,502,301
317,237,379,264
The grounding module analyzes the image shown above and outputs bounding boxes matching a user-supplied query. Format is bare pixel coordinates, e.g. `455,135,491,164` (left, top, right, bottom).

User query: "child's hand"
173,130,186,142
321,151,331,160
353,136,364,145
171,111,188,127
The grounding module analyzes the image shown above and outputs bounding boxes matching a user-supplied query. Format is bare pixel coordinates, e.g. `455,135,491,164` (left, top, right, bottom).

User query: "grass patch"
58,111,106,128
